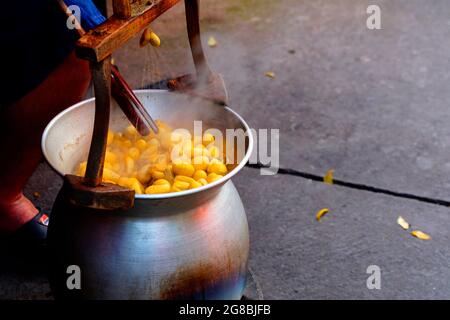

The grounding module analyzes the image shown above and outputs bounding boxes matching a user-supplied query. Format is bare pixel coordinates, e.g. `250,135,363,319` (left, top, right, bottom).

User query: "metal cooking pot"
41,90,253,299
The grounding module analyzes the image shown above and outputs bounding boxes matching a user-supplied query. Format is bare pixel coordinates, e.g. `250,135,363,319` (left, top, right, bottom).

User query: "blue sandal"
8,209,49,247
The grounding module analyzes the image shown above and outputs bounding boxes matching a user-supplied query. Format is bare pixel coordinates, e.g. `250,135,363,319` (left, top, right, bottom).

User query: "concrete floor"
3,0,450,299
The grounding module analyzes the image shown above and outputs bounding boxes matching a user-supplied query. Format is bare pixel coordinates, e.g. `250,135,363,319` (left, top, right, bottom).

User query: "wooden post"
84,56,112,187
113,0,132,19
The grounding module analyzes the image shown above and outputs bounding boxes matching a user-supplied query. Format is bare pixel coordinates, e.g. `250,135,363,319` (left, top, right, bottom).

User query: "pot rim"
42,89,254,200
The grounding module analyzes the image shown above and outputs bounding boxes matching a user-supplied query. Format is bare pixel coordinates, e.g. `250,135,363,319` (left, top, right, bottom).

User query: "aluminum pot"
42,90,253,300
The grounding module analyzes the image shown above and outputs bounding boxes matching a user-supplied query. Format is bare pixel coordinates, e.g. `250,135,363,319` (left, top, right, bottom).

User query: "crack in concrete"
246,163,450,208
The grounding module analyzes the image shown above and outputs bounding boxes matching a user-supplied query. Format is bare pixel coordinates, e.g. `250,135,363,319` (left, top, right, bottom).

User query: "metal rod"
111,65,159,134
184,0,212,81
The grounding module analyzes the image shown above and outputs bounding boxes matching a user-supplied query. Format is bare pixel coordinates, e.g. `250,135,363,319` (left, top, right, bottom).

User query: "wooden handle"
184,0,213,82
84,57,112,187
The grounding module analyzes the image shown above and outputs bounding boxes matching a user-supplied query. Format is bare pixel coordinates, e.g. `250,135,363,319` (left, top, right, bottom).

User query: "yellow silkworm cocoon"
153,179,170,186
193,170,207,181
77,161,87,176
118,177,144,194
112,163,120,172
140,148,156,162
107,131,114,146
146,178,171,194
137,165,152,184
189,180,202,189
192,156,210,171
135,139,147,151
145,183,171,194
207,146,221,159
193,145,208,157
207,173,224,183
102,168,120,183
140,29,161,48
122,140,133,149
155,120,169,130
105,151,117,164
125,156,134,175
147,145,160,156
175,175,196,184
148,153,160,163
153,154,168,171
128,147,140,160
164,166,174,184
148,138,160,147
151,170,165,180
203,133,215,146
173,180,190,191
104,161,114,170
148,31,161,47
125,125,138,139
207,160,228,175
158,132,172,150
172,161,195,177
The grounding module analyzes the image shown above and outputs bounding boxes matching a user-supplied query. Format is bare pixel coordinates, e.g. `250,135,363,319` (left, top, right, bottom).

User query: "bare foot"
0,194,39,234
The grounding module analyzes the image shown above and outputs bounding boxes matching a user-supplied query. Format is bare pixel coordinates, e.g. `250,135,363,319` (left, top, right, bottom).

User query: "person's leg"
0,51,91,234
